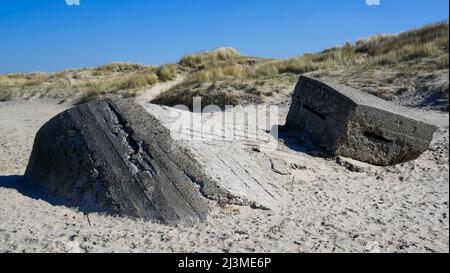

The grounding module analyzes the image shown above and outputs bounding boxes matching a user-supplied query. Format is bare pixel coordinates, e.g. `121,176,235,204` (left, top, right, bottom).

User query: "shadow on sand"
0,175,73,208
274,125,331,158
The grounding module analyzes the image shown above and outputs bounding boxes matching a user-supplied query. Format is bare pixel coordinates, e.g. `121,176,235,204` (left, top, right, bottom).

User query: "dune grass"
156,64,177,81
354,22,448,55
153,21,448,109
0,63,177,102
1,22,448,105
94,62,146,73
178,47,251,84
174,22,448,83
252,22,448,78
179,47,242,69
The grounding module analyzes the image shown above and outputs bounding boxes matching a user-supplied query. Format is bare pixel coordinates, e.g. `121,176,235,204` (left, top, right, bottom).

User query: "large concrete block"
285,75,438,166
24,99,213,225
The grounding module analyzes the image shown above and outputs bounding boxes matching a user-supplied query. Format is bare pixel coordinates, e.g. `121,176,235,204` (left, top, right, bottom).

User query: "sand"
136,74,186,103
0,94,448,253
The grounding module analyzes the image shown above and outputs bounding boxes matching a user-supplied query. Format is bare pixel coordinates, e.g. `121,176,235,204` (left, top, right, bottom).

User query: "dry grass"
94,62,146,73
185,64,249,84
0,62,178,102
354,22,448,55
156,64,177,81
1,22,448,107
154,21,448,110
179,47,242,69
72,70,161,103
251,22,448,78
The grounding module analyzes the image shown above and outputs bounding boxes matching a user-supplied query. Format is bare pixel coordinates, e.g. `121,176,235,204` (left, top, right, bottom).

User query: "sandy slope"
0,96,448,253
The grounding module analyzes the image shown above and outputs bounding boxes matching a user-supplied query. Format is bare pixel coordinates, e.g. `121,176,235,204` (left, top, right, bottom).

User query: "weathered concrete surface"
24,99,215,225
141,103,286,210
285,75,438,166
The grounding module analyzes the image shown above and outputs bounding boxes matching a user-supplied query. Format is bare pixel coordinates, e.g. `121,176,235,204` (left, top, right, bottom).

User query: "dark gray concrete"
25,99,213,225
285,75,438,166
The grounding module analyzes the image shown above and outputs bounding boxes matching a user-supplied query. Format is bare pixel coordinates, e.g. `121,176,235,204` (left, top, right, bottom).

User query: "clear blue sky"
0,0,448,73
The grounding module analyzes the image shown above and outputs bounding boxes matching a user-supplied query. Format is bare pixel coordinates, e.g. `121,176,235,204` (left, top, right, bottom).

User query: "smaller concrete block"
285,75,438,166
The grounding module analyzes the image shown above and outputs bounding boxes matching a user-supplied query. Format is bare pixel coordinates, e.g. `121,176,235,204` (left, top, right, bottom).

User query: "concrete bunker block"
285,75,438,166
25,99,212,225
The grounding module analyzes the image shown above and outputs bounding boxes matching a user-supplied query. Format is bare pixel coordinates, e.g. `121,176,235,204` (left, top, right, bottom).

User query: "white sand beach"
0,96,448,253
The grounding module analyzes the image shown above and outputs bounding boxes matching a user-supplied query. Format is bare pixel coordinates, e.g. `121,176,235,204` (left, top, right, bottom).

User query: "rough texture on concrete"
141,103,286,210
24,99,214,225
285,75,438,166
